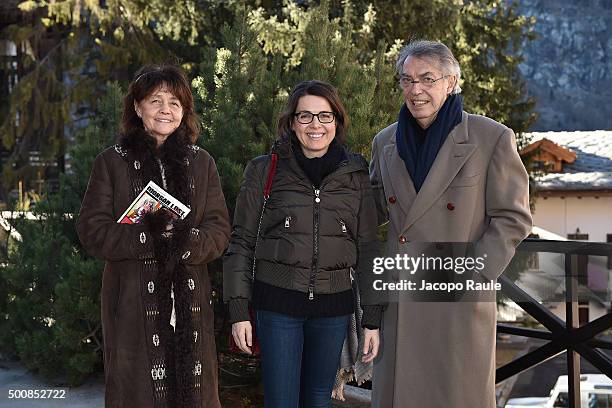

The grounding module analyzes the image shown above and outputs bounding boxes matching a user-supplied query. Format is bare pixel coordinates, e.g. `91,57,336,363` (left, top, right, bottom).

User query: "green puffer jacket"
223,138,382,326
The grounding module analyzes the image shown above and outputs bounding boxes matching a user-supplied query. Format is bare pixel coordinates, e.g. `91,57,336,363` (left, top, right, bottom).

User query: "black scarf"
291,135,347,188
119,127,196,408
396,94,463,192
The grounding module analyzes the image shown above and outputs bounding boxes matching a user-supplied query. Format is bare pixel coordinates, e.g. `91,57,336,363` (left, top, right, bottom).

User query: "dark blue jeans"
255,310,350,408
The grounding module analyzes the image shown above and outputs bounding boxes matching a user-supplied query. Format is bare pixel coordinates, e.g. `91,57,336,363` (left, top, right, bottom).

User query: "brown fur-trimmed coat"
76,131,230,408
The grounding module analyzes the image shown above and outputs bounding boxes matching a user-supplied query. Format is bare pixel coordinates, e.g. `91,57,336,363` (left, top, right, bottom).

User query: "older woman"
76,64,230,408
369,41,532,407
224,80,382,408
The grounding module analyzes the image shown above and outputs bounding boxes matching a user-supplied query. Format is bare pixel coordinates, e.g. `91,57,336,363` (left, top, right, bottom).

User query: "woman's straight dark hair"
121,64,200,143
277,80,349,145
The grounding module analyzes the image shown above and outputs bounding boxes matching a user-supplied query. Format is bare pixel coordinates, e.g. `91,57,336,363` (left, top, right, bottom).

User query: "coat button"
139,232,147,244
447,202,455,211
388,196,397,204
399,235,407,244
193,361,202,376
182,251,191,260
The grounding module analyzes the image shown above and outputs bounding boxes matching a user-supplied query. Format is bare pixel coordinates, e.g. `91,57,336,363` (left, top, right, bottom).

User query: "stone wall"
517,0,612,131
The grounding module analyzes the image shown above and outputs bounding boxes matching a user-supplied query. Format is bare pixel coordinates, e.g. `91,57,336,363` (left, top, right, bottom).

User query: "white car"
505,397,548,408
505,374,612,408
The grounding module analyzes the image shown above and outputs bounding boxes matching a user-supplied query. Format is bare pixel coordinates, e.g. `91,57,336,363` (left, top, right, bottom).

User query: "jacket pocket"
337,218,355,242
449,172,480,188
263,213,293,236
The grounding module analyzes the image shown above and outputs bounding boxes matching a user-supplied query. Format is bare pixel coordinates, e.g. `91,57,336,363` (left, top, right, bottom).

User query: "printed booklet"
116,180,190,224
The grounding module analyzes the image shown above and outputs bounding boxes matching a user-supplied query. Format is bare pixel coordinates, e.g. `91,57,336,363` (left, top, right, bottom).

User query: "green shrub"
0,84,120,385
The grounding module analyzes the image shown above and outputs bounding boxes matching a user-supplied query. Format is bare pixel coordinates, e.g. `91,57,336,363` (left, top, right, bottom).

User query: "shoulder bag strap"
251,153,279,280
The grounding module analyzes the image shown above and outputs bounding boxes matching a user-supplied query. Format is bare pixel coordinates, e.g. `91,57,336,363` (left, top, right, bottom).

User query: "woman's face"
134,85,184,146
291,95,337,158
401,56,456,129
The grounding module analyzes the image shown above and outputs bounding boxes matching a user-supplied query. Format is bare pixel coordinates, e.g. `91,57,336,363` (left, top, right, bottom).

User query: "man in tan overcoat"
369,40,532,407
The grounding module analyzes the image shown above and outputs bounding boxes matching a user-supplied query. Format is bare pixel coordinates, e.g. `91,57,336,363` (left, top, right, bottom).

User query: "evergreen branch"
36,36,68,69
236,4,248,76
115,4,171,59
81,322,101,346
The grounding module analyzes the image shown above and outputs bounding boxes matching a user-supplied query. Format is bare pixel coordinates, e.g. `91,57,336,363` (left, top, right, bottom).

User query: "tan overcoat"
369,112,532,408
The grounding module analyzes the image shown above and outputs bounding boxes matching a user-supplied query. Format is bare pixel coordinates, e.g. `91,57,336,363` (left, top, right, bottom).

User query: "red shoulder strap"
263,153,278,199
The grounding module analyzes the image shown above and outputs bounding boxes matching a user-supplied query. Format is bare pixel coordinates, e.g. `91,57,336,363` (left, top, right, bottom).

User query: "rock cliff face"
518,0,612,131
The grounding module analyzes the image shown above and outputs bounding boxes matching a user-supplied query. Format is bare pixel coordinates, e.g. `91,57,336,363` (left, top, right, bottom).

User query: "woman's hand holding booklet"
116,180,190,224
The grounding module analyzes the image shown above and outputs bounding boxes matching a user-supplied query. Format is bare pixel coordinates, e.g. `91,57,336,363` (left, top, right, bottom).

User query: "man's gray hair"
396,40,462,94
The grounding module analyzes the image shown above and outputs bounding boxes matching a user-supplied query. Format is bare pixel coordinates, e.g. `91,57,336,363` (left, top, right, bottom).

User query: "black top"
291,136,347,188
252,280,354,318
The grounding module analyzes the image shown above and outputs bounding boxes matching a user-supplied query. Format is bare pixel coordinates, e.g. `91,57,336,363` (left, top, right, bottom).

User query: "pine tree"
0,84,122,385
360,0,538,137
194,7,286,215
198,0,536,203
245,0,401,158
194,1,399,212
1,0,235,193
247,0,537,145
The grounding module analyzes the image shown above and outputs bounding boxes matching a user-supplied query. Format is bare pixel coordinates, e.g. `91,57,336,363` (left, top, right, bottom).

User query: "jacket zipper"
296,158,351,301
284,216,292,228
339,219,347,233
309,187,320,300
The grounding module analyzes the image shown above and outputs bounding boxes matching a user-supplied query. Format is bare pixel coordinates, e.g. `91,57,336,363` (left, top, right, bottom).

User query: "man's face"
401,56,456,129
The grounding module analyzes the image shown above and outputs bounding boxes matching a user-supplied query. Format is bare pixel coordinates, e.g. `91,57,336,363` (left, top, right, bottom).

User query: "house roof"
520,138,577,164
526,130,612,191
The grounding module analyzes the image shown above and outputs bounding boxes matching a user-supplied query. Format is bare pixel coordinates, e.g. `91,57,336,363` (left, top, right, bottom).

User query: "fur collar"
118,127,192,211
118,127,198,407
